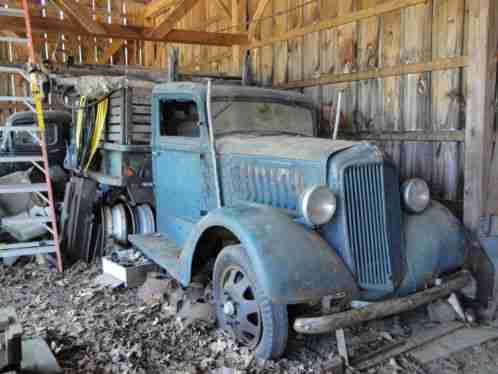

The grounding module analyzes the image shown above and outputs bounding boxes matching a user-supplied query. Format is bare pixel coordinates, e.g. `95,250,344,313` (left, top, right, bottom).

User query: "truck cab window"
159,100,200,138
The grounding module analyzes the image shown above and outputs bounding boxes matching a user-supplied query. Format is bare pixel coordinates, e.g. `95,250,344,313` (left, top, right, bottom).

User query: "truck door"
153,96,203,244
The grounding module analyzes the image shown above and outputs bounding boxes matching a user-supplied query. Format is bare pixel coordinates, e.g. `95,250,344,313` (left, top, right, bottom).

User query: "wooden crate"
107,82,154,145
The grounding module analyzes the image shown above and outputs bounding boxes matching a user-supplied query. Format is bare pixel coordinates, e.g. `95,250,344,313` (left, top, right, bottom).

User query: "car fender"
395,201,468,296
180,204,359,305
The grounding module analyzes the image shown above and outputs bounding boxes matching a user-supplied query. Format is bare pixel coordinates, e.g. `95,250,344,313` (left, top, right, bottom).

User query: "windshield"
212,100,314,137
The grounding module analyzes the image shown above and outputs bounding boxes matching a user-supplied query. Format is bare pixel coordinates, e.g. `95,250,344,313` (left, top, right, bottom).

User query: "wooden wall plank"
273,0,288,85
464,0,498,230
337,0,357,133
260,0,274,85
321,0,339,138
286,0,303,82
356,0,382,132
302,0,320,80
400,2,433,182
431,0,465,203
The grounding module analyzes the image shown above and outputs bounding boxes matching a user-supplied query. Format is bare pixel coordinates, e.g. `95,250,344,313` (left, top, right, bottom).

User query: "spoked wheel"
213,245,288,360
219,265,262,348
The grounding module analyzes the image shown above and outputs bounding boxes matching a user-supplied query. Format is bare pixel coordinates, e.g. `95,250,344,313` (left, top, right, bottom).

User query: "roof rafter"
100,0,203,64
248,0,272,40
49,0,107,35
0,14,248,46
144,0,177,19
147,0,202,39
213,0,232,19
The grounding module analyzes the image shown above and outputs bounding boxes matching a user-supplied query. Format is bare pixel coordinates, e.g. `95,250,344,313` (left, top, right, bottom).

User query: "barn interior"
1,1,498,373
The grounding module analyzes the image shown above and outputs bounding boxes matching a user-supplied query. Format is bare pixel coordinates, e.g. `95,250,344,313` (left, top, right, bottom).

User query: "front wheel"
213,245,288,360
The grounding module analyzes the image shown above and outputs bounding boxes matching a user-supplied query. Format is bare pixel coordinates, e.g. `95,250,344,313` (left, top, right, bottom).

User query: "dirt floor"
2,260,498,374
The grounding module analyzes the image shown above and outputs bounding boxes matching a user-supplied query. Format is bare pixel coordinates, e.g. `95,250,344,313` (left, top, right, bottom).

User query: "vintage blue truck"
129,81,494,360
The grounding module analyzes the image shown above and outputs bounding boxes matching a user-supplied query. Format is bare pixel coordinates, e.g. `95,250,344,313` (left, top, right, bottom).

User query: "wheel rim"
220,266,262,349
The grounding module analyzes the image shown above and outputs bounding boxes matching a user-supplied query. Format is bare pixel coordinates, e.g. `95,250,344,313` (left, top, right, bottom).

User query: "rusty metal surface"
293,270,472,334
181,204,359,305
216,135,356,162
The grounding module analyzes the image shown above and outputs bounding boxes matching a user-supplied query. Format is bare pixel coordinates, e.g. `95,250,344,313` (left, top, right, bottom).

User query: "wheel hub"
219,266,262,349
223,301,236,316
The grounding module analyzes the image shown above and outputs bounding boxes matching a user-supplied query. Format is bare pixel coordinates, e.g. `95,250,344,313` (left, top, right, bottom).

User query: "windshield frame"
210,96,318,138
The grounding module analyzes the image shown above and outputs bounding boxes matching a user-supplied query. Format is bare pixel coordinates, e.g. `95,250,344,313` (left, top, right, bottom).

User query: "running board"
129,233,182,272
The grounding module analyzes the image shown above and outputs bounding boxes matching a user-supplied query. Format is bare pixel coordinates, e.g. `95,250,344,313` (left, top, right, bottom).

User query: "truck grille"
343,163,402,291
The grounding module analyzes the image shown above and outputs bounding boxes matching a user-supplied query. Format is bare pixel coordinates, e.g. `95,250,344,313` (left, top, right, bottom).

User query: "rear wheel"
213,245,288,360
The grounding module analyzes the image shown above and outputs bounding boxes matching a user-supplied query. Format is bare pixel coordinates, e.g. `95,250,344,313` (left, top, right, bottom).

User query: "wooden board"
431,0,465,202
411,326,498,364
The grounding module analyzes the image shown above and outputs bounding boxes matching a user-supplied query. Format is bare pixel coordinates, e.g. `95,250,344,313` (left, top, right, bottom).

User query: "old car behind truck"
129,80,496,359
0,111,71,178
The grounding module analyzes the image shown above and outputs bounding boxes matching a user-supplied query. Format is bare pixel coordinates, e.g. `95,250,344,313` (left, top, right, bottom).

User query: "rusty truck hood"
216,135,358,162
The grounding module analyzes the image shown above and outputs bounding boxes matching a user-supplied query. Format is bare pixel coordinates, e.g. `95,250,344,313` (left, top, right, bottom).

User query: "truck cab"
130,81,472,359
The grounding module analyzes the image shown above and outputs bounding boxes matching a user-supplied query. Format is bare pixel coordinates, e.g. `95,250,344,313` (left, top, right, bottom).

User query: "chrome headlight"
402,178,430,213
300,185,337,226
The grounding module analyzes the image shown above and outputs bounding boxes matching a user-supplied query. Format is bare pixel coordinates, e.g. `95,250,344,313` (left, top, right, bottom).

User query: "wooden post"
464,0,498,232
232,0,241,76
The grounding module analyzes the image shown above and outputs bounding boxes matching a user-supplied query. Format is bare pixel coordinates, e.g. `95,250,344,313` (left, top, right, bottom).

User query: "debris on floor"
3,261,498,373
427,300,459,324
0,306,22,371
1,306,62,374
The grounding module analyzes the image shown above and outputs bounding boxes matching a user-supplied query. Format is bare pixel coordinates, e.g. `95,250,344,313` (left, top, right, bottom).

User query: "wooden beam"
232,0,241,75
1,30,28,60
97,40,125,65
182,51,232,70
248,0,271,40
464,0,498,231
147,0,201,39
49,0,107,35
144,0,177,19
214,0,232,19
247,0,426,49
96,14,226,65
0,14,248,46
342,131,466,143
276,56,469,89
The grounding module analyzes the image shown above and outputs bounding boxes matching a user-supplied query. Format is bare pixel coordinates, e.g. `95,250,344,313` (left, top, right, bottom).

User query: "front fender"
396,201,468,296
181,204,359,305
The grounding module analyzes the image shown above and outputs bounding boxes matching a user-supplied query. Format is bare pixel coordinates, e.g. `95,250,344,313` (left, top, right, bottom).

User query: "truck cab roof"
152,82,315,107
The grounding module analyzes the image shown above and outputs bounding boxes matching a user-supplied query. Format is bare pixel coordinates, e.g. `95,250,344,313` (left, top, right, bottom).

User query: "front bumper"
294,270,472,334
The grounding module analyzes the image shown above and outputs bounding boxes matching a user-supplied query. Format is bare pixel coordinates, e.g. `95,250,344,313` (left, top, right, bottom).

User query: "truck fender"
180,204,359,305
395,201,468,296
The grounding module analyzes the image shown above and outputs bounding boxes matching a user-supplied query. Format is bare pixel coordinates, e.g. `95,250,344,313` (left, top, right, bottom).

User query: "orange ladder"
0,2,63,272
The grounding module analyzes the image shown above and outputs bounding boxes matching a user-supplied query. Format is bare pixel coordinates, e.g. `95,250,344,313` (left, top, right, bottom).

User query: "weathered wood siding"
0,0,479,216
245,0,468,215
239,0,468,214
